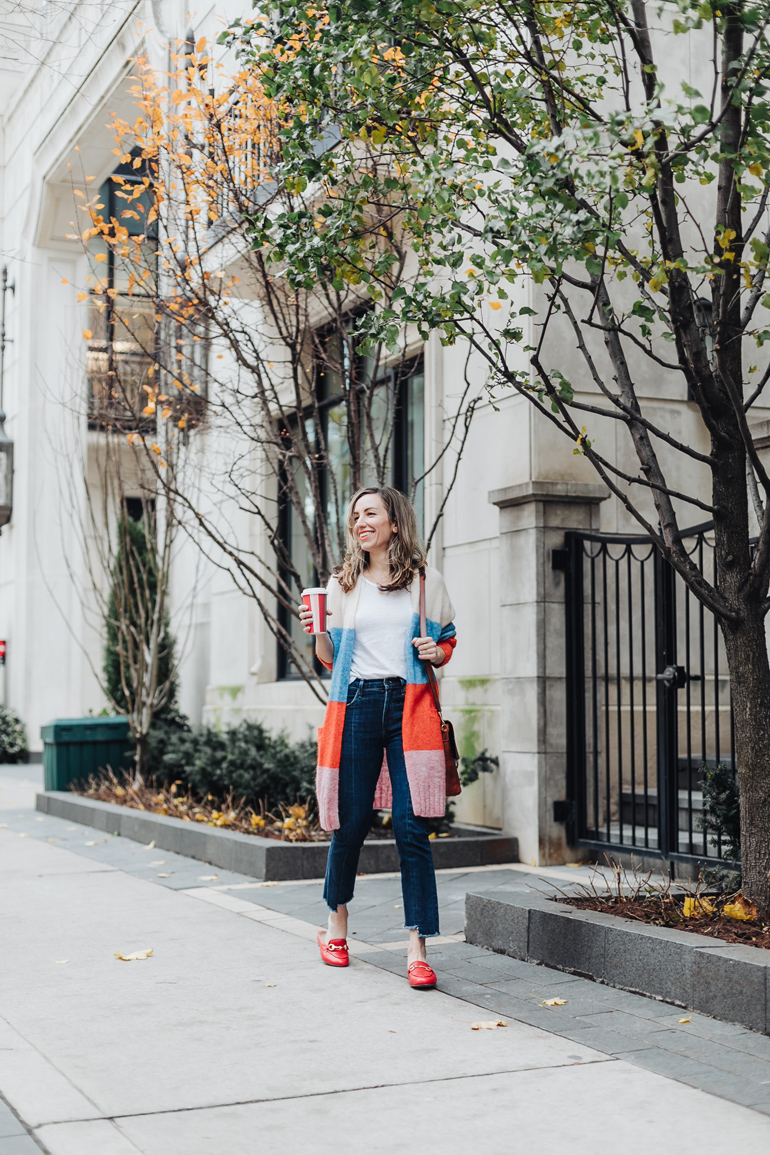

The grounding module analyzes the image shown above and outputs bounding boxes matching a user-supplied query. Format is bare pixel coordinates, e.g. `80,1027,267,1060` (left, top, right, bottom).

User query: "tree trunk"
721,606,770,909
133,731,149,790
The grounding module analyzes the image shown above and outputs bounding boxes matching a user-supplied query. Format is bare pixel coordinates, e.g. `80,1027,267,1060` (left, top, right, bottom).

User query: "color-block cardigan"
316,565,457,831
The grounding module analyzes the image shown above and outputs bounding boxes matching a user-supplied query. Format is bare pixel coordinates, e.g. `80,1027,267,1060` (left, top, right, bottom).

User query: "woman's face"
352,493,396,553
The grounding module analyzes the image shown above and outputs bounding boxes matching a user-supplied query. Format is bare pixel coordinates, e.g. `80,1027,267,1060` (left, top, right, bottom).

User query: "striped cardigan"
316,565,457,831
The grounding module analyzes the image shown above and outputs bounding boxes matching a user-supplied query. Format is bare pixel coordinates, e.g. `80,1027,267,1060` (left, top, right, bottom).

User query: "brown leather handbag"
419,570,462,797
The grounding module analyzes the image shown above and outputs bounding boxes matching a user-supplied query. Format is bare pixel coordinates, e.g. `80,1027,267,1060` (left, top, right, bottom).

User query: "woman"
298,486,457,989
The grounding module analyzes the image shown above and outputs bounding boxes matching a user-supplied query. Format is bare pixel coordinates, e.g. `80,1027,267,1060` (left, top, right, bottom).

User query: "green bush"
699,761,740,862
0,706,27,763
146,718,317,811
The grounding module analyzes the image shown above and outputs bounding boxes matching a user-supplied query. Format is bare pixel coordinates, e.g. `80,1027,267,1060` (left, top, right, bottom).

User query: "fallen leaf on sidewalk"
157,873,171,878
258,882,276,887
541,998,568,1007
678,1017,691,1024
17,833,28,838
151,861,166,866
146,840,156,849
54,960,69,965
199,875,218,881
471,1020,507,1030
114,949,153,961
264,983,276,988
47,838,60,843
34,817,44,822
84,840,103,846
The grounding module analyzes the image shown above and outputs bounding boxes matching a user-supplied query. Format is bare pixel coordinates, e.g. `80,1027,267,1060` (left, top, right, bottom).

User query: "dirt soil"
560,895,770,950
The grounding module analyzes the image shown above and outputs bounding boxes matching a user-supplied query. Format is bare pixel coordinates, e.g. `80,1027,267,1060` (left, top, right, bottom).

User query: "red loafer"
318,931,350,967
408,960,437,989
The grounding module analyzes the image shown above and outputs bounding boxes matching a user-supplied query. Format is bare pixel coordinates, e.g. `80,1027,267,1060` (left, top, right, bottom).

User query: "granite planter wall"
36,791,519,881
465,889,770,1036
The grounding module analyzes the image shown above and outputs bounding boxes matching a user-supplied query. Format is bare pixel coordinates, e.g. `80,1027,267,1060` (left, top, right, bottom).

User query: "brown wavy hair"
335,486,427,593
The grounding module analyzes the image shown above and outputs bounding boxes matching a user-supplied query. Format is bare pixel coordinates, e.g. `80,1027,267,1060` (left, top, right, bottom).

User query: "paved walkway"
1,764,769,1154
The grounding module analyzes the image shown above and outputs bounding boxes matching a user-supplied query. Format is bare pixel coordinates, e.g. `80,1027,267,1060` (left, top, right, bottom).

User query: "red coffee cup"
302,587,327,634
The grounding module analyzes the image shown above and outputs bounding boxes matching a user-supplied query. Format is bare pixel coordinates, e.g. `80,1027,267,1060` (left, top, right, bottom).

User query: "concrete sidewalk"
1,766,769,1154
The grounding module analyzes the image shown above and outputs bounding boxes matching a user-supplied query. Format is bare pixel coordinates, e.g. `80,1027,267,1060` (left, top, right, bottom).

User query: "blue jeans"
323,677,440,938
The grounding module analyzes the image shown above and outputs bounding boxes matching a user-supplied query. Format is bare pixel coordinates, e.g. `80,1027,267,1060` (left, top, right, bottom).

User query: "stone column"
489,480,609,865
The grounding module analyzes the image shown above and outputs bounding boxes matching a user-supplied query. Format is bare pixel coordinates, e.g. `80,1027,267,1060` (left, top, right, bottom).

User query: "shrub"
146,718,316,811
700,761,740,862
0,706,27,763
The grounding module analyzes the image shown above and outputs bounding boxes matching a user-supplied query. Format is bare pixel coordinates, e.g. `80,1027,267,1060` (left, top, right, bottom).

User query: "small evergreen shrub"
699,761,740,862
0,706,27,763
146,719,317,811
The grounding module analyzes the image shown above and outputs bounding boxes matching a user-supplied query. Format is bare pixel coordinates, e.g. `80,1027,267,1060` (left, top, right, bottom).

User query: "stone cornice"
489,480,611,509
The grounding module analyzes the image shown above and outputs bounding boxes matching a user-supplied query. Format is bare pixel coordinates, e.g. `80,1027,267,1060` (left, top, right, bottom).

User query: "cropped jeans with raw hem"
323,677,440,938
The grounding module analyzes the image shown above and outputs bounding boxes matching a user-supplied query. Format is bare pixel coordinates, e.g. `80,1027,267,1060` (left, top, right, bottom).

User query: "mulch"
72,769,460,845
560,894,770,950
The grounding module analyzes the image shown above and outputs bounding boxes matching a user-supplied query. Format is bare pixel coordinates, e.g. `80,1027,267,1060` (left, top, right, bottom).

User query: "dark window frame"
277,343,425,681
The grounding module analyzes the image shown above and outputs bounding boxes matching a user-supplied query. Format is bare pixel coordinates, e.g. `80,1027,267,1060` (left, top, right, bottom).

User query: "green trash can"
41,717,134,792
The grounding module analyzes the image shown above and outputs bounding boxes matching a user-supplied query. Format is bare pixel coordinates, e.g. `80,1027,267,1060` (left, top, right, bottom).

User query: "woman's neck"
365,547,391,585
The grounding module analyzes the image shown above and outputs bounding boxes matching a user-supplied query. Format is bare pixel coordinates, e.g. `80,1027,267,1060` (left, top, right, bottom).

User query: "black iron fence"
562,525,735,866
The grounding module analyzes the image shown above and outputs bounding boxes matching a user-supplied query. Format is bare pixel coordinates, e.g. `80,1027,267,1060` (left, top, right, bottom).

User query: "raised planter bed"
465,889,770,1036
36,791,519,881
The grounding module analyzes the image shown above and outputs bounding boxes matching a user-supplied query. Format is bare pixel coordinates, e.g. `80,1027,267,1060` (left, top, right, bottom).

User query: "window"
277,339,425,679
86,158,158,431
86,157,208,432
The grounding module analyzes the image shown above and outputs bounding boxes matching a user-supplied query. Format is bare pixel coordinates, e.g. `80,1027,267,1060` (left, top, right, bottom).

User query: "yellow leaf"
683,896,714,918
541,998,568,1007
54,959,69,964
264,983,277,987
471,1020,508,1030
678,1017,691,1024
94,253,107,263
114,948,153,961
61,278,69,284
251,814,266,828
114,785,126,797
724,896,757,922
161,407,172,419
82,329,92,340
199,875,218,881
150,443,162,456
749,162,763,176
77,293,88,302
428,832,437,840
631,128,644,150
489,301,502,310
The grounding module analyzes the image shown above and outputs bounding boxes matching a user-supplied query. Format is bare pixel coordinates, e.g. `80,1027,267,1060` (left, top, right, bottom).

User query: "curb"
465,890,770,1035
36,792,519,882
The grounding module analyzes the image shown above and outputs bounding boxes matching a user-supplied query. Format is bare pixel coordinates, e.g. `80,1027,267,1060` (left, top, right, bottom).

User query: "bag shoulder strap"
419,569,444,722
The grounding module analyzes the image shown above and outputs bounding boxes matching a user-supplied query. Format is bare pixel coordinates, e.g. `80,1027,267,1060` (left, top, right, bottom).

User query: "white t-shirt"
349,577,414,681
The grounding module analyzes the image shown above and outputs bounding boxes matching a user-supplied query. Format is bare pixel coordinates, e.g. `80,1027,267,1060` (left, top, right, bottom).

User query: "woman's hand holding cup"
299,589,332,635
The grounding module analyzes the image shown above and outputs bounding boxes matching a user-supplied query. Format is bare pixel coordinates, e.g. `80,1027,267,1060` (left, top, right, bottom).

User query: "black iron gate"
562,525,735,865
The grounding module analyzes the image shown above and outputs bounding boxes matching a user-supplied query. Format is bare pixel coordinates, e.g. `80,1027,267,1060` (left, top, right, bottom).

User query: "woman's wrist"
432,646,445,667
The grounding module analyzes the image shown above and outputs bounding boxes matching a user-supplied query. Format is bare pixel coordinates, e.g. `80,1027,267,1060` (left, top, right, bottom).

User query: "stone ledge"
36,792,519,881
488,480,610,509
465,890,769,1035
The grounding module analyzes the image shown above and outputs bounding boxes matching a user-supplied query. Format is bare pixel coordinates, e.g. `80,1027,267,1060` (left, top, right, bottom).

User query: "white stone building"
0,2,755,867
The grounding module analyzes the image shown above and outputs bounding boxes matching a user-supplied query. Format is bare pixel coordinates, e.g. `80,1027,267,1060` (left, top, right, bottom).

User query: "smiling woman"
297,485,457,989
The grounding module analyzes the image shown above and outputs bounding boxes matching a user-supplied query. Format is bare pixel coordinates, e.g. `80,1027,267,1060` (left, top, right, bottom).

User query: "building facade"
0,1,754,867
